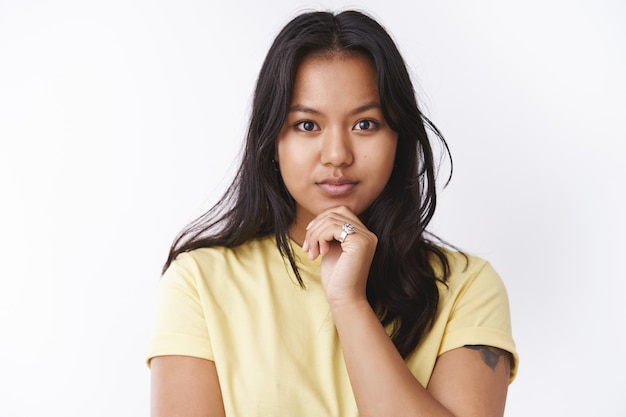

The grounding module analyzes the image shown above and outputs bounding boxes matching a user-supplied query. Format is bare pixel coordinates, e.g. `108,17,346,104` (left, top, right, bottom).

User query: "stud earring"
271,159,280,172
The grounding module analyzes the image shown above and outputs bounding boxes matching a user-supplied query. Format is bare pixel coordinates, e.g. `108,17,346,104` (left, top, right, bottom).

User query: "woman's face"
276,53,398,236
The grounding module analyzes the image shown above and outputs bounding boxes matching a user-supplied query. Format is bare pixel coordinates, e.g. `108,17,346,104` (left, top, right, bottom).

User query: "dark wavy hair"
164,10,454,359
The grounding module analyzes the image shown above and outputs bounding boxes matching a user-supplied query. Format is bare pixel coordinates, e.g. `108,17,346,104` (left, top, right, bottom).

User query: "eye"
354,119,378,131
295,120,318,132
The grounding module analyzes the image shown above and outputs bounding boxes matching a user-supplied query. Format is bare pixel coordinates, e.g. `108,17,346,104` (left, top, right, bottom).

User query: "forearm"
330,299,455,417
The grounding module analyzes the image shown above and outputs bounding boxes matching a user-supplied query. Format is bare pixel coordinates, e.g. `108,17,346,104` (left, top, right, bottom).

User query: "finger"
305,218,351,258
319,237,333,256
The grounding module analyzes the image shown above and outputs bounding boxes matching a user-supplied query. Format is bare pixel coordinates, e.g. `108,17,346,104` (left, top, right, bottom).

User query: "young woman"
148,10,517,417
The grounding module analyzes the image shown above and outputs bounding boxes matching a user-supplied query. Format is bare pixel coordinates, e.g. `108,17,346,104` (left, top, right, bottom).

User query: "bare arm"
303,206,511,417
150,355,226,417
331,299,510,417
428,345,511,416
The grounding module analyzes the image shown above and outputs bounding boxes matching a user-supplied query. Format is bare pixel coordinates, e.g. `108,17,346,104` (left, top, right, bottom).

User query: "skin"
151,54,511,417
276,52,398,249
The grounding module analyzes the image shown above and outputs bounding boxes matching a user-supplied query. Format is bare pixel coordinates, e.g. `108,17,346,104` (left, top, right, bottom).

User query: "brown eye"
354,119,377,131
296,120,318,132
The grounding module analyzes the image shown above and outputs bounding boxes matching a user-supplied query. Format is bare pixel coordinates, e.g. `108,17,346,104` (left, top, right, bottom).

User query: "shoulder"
438,250,506,298
434,249,518,379
168,236,279,275
162,235,299,293
434,249,514,347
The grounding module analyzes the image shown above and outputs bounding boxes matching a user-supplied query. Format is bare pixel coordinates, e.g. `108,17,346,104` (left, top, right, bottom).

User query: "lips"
316,178,358,196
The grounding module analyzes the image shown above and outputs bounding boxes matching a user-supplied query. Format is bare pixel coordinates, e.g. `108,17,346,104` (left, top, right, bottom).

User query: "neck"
288,219,309,247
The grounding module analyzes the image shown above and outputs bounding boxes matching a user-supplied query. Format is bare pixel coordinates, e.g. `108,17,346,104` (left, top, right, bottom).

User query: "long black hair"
164,10,454,359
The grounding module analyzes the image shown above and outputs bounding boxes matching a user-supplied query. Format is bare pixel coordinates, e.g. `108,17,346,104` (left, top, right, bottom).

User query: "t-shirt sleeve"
146,255,214,366
439,259,519,381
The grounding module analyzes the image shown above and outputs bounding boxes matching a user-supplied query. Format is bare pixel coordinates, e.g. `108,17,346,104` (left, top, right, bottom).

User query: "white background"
1,0,624,415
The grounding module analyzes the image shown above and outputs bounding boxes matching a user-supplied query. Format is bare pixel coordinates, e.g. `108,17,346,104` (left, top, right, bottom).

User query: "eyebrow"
289,101,381,116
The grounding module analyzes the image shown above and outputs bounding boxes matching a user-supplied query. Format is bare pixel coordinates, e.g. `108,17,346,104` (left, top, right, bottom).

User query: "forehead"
290,53,379,107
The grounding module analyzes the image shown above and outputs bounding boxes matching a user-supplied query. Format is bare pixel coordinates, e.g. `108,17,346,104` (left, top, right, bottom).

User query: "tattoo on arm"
464,345,511,375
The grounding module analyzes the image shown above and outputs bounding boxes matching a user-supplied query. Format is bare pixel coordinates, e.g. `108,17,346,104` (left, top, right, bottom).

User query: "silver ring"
338,223,356,243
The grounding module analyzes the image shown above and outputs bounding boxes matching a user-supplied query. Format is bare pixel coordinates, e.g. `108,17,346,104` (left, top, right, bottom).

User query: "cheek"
276,142,292,170
276,141,308,188
278,139,316,169
376,139,398,174
276,136,295,163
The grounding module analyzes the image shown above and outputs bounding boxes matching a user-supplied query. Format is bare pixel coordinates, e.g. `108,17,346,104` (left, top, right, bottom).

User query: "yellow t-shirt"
147,236,517,416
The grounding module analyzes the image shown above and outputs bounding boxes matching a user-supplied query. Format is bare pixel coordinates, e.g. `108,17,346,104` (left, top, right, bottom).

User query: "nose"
320,128,353,167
